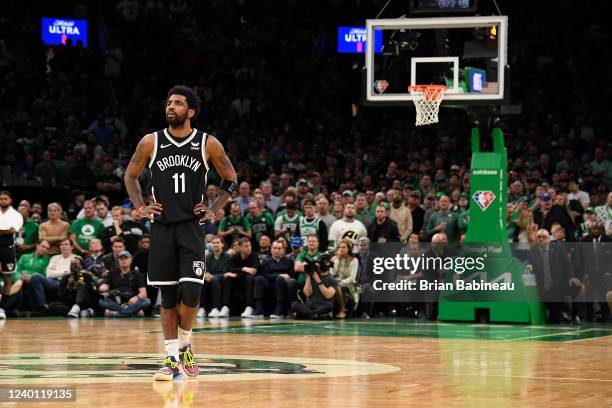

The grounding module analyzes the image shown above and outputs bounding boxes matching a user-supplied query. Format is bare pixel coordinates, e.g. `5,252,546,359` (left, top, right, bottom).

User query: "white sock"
178,327,192,348
164,339,180,361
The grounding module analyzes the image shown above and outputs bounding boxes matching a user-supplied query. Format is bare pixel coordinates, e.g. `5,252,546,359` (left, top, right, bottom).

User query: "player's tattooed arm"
205,135,237,214
124,134,157,213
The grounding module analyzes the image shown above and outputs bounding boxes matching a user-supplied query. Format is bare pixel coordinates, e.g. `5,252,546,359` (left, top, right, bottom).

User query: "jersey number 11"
173,172,185,194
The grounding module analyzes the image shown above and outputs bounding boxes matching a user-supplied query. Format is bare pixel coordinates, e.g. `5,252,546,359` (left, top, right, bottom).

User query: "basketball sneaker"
179,344,199,378
218,306,230,318
241,306,254,318
153,356,185,381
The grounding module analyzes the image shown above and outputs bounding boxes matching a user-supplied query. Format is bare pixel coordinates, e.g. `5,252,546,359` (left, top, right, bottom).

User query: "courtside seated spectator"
203,236,230,318
255,239,295,318
98,251,150,317
291,253,337,319
223,238,258,318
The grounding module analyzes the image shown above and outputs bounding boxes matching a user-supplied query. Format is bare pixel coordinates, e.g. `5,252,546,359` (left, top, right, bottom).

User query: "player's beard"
166,111,187,127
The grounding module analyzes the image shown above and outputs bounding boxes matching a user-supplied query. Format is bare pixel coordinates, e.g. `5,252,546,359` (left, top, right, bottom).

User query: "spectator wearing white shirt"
328,204,367,254
28,239,78,313
46,240,79,279
0,191,24,319
568,179,590,209
594,192,612,236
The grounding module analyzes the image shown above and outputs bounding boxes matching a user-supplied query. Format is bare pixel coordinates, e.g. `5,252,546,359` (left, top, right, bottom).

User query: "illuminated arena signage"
337,27,382,54
41,18,88,46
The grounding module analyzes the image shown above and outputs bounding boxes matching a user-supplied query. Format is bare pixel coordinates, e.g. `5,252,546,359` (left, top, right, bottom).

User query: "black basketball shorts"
0,245,16,275
148,220,206,286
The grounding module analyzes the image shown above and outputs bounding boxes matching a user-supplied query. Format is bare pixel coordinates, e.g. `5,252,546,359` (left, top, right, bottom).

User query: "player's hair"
167,85,201,119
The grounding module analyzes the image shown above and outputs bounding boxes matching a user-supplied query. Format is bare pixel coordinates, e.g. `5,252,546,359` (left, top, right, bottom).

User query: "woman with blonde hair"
331,239,358,319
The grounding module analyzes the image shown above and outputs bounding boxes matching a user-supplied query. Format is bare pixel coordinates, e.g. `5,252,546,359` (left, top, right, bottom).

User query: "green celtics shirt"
246,213,275,248
16,218,39,254
295,250,322,283
426,211,460,242
219,215,251,246
12,253,51,283
69,218,105,252
298,216,321,240
274,213,301,242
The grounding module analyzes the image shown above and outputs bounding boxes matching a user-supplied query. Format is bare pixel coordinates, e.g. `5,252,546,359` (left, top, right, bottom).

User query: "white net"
408,85,446,126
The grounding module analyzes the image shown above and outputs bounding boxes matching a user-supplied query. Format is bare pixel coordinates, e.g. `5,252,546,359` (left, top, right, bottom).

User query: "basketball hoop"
408,85,446,126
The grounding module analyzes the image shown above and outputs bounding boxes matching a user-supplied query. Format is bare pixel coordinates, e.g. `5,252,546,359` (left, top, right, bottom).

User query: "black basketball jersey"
149,128,209,224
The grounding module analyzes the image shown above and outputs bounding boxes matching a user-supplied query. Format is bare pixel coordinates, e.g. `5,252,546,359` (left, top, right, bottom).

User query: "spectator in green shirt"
294,235,323,284
218,202,252,248
16,200,39,256
355,193,374,227
246,201,275,252
427,195,460,242
69,200,105,255
7,241,51,312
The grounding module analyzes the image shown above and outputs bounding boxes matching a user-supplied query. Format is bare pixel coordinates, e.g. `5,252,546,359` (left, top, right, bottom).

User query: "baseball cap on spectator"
375,192,385,199
296,178,308,187
450,164,460,172
585,207,595,214
118,250,131,258
436,175,448,182
342,190,353,197
517,196,528,203
540,192,551,201
435,191,445,199
460,192,468,198
291,236,303,249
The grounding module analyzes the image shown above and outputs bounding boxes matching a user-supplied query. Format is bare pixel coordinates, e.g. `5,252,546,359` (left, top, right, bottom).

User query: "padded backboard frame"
365,15,508,104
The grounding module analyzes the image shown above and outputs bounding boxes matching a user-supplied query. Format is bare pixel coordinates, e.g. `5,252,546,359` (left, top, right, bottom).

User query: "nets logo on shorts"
193,261,204,277
473,191,496,211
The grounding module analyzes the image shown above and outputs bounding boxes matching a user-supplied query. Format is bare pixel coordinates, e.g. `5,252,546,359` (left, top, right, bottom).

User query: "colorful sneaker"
179,344,199,378
153,356,185,381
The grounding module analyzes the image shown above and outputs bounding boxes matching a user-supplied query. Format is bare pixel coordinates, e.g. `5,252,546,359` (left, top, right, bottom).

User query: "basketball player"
124,86,237,381
0,191,24,320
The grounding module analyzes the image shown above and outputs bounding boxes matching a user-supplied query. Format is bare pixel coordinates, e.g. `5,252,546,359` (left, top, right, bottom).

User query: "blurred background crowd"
0,1,610,321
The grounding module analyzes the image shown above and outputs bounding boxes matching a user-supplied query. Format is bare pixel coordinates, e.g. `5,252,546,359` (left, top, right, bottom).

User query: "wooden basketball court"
1,318,611,407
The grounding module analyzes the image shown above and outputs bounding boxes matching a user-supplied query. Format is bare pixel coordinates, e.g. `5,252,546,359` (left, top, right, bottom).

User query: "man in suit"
579,223,612,322
529,229,581,323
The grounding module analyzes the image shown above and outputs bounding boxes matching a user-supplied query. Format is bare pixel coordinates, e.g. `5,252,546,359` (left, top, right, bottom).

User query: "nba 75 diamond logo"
473,191,496,211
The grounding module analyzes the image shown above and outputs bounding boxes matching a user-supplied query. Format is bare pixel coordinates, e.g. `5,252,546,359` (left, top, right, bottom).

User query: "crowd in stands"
0,1,611,322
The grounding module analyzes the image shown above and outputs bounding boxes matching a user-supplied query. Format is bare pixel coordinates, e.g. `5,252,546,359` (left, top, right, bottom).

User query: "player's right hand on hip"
141,202,163,219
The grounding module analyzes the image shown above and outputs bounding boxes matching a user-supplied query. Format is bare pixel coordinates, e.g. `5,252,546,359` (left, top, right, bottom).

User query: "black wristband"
220,180,237,194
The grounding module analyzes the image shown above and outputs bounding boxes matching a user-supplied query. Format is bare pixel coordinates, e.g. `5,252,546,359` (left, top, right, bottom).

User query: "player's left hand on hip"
194,202,213,223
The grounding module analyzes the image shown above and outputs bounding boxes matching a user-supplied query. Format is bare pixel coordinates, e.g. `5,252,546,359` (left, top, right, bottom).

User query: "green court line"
187,319,612,343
